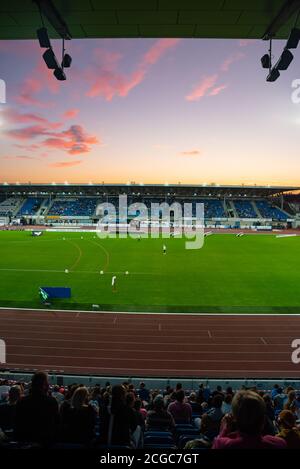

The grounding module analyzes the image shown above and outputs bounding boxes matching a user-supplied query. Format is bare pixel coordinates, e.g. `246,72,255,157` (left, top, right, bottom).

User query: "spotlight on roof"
261,53,271,69
43,48,59,69
62,53,72,68
286,28,300,49
36,27,51,48
53,67,66,81
266,67,280,82
275,49,294,70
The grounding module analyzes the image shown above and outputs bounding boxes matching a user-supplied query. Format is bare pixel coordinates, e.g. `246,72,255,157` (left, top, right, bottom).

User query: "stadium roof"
0,183,299,197
1,0,300,40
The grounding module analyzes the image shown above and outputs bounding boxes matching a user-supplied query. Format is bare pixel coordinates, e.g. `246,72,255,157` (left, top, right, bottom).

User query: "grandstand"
0,183,297,226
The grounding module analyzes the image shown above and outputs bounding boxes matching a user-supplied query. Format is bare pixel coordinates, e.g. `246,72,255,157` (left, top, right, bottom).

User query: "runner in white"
112,275,117,291
163,244,167,255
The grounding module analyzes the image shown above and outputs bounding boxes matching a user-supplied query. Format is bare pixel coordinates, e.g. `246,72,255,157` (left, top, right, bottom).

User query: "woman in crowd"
276,410,300,448
60,386,97,444
212,390,287,449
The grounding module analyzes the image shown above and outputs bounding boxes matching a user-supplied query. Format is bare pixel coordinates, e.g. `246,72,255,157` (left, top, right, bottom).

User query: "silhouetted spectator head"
31,372,49,395
126,392,135,408
153,395,165,411
139,382,145,389
176,390,185,403
71,386,89,409
263,393,272,405
176,383,182,391
134,398,142,412
224,393,232,405
9,385,21,403
232,390,266,436
278,410,297,430
212,394,223,409
111,385,126,413
200,413,214,434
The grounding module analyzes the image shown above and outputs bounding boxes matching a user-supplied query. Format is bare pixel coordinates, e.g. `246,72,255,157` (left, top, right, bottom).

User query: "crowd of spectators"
0,374,300,449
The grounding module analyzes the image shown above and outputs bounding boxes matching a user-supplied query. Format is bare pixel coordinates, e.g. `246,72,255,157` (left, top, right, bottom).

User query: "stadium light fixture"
275,49,294,70
43,48,60,69
266,67,280,82
286,27,300,49
53,67,66,81
62,53,72,68
36,27,51,48
261,53,271,69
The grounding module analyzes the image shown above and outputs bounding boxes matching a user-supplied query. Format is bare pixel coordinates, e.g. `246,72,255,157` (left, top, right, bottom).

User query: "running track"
0,309,300,379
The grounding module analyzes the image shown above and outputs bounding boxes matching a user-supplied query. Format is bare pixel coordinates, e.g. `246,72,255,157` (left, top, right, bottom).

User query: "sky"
0,37,300,186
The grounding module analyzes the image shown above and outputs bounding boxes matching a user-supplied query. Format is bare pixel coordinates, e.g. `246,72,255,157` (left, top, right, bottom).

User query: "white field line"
5,362,299,374
1,335,294,347
0,268,159,275
0,306,300,317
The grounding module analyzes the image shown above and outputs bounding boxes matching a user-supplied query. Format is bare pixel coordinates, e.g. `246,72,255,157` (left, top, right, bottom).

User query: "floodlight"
43,48,59,69
62,53,72,68
36,27,51,48
261,53,271,69
266,68,280,82
275,49,294,70
286,28,300,49
54,67,66,81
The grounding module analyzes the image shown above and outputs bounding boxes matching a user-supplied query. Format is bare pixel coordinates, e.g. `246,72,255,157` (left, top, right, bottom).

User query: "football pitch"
0,230,300,314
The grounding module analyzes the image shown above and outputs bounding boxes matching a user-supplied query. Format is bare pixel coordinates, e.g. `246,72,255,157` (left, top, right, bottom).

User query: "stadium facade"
0,183,299,229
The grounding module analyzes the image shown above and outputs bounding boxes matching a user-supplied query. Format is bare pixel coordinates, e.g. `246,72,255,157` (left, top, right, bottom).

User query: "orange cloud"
2,155,36,160
186,74,218,101
180,150,201,155
49,160,82,168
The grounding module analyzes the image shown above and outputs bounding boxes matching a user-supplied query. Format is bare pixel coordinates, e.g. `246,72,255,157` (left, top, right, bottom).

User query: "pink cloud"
5,125,50,140
15,60,61,108
42,125,99,155
180,150,202,155
13,143,40,151
209,84,228,96
186,74,218,101
86,39,180,101
2,155,36,160
6,120,100,156
143,39,180,66
62,109,80,119
220,52,245,72
4,108,61,129
239,39,256,47
49,160,82,168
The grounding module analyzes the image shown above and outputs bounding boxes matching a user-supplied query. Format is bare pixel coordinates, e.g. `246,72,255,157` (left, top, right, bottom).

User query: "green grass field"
0,230,300,314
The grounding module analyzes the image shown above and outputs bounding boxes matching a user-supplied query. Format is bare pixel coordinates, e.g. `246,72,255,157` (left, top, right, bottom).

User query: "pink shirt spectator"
213,431,287,449
168,400,192,423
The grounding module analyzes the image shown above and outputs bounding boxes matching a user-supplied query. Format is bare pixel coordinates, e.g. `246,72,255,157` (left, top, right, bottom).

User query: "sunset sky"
0,37,300,186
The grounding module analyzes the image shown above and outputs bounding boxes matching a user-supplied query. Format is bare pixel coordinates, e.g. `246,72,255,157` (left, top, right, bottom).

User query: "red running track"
0,309,300,379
